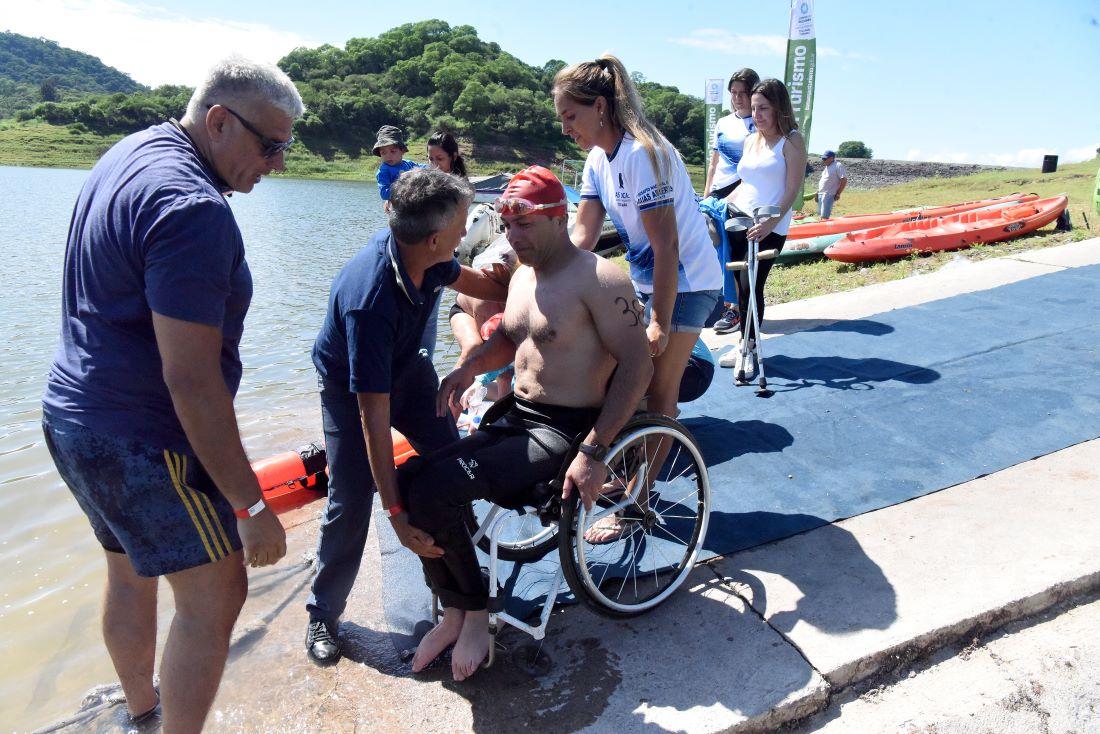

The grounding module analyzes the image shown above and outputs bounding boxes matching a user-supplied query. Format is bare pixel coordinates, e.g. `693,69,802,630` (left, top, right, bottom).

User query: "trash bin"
1041,154,1058,173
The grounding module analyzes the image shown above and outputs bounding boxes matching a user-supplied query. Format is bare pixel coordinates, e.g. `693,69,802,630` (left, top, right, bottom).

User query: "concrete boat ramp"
35,238,1100,733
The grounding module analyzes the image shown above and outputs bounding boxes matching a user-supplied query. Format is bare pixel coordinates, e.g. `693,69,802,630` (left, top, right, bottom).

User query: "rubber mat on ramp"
378,263,1100,648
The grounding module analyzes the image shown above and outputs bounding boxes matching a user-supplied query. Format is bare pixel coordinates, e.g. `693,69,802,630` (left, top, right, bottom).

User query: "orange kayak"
824,195,1068,264
788,192,1036,239
254,430,417,514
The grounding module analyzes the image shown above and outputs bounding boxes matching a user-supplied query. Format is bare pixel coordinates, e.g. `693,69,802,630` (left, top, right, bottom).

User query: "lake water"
0,166,460,731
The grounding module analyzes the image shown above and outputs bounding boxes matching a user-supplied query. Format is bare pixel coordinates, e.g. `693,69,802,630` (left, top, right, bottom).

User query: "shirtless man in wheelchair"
395,166,653,680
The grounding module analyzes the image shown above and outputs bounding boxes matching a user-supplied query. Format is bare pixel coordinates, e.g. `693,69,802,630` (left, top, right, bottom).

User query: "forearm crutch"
725,205,781,397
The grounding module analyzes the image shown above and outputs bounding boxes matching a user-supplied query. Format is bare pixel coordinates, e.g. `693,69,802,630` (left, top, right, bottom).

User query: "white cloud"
669,29,788,56
3,0,320,86
1064,144,1100,162
669,29,870,60
904,145,1099,167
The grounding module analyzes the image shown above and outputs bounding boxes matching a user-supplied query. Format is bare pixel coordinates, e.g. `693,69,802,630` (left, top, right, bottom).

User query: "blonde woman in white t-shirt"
553,55,723,541
725,78,807,354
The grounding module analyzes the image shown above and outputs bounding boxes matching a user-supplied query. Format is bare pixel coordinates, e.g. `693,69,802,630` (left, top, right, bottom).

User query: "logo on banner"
705,80,723,105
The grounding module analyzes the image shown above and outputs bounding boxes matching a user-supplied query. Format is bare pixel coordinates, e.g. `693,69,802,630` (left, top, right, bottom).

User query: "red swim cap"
496,166,567,218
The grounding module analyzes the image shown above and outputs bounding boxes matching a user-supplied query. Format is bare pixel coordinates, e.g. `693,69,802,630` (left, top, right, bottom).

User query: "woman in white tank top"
724,79,808,352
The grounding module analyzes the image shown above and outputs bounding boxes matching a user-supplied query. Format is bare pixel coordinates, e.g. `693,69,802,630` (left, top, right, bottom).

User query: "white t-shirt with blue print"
580,134,722,295
710,113,755,192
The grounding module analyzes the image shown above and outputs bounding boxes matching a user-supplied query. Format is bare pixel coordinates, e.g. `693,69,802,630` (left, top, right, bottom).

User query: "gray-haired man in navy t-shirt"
41,57,302,732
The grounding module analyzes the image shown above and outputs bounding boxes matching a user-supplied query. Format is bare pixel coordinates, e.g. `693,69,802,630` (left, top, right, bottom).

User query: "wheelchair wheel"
559,414,710,618
461,501,558,563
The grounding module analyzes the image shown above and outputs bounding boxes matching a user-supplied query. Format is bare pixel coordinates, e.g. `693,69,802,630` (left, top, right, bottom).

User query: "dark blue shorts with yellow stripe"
42,416,242,577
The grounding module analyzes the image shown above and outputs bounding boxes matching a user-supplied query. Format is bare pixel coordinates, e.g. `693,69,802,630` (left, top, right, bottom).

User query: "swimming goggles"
494,197,567,217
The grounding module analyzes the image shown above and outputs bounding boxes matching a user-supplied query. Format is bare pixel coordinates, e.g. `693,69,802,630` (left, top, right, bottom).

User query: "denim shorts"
637,289,723,334
42,416,242,577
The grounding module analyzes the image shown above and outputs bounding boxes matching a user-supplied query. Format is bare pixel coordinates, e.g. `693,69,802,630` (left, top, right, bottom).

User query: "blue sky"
5,0,1099,165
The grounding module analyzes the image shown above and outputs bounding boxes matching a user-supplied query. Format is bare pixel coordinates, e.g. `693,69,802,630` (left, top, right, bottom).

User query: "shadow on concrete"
710,512,898,637
392,513,893,732
762,355,940,393
764,317,896,337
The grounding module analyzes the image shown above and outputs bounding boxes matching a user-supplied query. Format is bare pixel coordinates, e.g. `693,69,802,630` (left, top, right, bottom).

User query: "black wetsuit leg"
397,398,597,611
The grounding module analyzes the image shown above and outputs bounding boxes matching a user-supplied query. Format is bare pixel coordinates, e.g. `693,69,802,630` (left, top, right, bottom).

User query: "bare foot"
411,608,464,673
583,514,629,544
451,610,490,681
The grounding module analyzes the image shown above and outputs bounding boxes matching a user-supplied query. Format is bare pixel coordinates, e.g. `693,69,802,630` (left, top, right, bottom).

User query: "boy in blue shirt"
373,124,421,211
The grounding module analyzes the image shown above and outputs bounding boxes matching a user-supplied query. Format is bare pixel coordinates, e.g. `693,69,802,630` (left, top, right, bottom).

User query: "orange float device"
788,192,1036,240
824,195,1068,263
253,430,419,514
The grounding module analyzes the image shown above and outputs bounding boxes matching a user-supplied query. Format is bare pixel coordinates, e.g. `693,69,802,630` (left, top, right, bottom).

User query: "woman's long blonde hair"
553,54,675,184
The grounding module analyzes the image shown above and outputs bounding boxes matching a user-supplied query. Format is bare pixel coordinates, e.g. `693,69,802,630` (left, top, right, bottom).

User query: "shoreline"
0,121,1028,191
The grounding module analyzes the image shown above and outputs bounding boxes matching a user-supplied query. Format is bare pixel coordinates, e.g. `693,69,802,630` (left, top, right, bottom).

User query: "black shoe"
713,307,741,334
305,618,341,665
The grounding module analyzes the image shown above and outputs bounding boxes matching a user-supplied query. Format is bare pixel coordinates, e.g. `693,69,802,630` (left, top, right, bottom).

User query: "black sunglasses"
208,104,294,158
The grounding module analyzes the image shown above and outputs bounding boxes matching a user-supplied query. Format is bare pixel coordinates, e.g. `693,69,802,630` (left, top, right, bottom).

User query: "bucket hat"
373,125,408,156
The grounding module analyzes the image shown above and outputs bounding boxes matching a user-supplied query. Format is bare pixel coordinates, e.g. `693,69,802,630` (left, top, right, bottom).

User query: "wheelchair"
443,396,712,668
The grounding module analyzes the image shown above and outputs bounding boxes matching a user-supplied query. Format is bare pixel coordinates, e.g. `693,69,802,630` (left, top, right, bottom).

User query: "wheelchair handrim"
574,423,711,614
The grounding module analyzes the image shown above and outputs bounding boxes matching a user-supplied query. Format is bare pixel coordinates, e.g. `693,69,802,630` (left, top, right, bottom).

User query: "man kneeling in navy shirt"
306,168,507,664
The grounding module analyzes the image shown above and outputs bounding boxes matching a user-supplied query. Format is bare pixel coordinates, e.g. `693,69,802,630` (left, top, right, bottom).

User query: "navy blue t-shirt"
313,229,460,393
42,122,252,454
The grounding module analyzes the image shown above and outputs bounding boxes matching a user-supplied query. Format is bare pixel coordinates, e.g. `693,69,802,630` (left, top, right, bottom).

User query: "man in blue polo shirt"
305,168,507,664
41,57,303,732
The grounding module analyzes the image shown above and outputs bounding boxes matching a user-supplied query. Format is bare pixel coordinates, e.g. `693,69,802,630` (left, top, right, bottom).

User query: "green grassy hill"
0,32,145,118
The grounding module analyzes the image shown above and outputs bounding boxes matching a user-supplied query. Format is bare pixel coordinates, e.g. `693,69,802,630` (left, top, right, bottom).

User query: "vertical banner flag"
785,0,816,206
704,78,723,168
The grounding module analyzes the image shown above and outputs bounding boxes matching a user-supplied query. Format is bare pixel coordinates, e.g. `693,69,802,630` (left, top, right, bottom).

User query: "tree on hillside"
14,20,711,164
636,80,706,165
38,76,59,101
837,140,873,159
540,60,566,91
0,31,145,118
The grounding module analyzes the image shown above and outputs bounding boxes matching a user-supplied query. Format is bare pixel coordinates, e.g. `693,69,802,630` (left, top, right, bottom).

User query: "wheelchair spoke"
659,442,685,482
596,555,612,590
585,497,634,523
647,531,683,571
664,451,697,486
564,420,710,617
653,522,691,546
606,457,631,492
614,523,645,600
660,482,705,508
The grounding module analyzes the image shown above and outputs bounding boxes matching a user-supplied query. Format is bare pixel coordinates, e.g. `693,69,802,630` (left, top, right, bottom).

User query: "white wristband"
234,498,267,519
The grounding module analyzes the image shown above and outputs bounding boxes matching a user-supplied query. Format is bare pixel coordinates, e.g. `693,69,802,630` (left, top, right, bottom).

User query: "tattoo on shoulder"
615,296,645,327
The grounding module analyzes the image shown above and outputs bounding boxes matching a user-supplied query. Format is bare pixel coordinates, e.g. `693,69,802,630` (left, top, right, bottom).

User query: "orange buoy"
253,430,419,514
